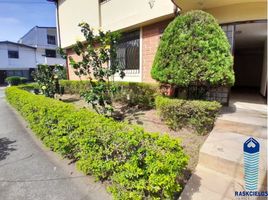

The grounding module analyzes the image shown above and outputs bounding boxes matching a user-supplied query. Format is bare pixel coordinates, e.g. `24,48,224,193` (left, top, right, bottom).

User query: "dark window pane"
47,35,56,45
116,30,140,70
45,49,56,58
8,51,19,59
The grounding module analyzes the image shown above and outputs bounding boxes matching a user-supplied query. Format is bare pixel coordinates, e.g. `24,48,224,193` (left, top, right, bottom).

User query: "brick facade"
142,19,172,82
66,19,173,82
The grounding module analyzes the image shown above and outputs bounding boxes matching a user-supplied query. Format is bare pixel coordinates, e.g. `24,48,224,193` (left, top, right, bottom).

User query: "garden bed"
58,94,208,173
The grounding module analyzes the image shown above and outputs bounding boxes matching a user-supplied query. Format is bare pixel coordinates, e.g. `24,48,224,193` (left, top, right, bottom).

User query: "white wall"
36,48,66,66
58,0,100,48
0,43,36,70
101,0,174,31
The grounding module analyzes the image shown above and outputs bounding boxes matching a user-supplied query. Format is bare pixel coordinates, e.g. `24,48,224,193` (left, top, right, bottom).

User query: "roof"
18,26,56,42
0,41,36,49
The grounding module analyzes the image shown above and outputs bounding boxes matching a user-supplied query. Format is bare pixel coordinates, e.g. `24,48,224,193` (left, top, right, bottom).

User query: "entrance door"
0,71,6,84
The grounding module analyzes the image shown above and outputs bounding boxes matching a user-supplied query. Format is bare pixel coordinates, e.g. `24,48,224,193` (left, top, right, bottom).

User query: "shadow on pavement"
0,137,16,161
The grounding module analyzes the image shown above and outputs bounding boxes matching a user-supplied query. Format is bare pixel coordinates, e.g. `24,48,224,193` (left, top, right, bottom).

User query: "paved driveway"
0,87,110,200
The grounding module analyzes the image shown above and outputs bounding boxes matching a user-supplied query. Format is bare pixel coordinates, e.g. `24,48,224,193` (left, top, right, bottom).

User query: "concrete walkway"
0,87,110,200
180,97,267,200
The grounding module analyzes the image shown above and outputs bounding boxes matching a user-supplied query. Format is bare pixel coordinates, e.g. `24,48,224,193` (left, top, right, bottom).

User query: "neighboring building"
18,26,66,67
0,41,36,84
53,0,267,97
0,26,66,84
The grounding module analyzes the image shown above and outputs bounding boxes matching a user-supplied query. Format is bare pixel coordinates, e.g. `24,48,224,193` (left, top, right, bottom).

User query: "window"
116,30,140,71
47,35,56,45
45,49,56,58
8,50,19,59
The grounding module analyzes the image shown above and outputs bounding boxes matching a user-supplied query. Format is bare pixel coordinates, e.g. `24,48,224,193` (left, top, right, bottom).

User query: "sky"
0,0,56,42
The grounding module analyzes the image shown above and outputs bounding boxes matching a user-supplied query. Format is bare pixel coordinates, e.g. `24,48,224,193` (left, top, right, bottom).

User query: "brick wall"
142,19,172,82
66,48,88,81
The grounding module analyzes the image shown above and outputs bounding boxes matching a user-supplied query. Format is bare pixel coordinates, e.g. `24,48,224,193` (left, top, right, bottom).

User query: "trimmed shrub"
155,96,221,134
151,10,235,87
5,87,188,199
60,80,160,109
5,76,27,86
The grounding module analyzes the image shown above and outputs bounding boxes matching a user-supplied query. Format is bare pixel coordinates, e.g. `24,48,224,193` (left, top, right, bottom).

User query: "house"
52,0,267,100
0,27,66,84
0,41,36,84
18,26,66,67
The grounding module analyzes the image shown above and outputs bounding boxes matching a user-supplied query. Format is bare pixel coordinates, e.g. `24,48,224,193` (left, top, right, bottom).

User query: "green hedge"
60,80,160,109
155,96,221,135
5,76,27,86
6,87,188,199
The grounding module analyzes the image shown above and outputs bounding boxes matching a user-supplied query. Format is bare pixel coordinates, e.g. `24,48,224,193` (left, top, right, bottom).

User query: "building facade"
0,27,66,84
54,0,267,97
18,26,66,67
0,41,36,84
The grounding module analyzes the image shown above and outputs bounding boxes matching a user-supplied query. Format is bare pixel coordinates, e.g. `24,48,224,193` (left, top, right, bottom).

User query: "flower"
42,86,47,90
105,45,110,50
54,75,58,79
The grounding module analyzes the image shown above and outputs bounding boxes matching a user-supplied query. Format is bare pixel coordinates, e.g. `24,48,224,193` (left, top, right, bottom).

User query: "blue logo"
243,137,260,191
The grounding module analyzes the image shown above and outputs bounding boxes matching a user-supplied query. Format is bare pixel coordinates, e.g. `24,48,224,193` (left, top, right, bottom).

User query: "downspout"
98,0,102,28
55,0,62,48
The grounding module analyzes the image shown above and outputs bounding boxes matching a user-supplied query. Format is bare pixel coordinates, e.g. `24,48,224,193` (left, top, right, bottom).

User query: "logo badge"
243,137,260,191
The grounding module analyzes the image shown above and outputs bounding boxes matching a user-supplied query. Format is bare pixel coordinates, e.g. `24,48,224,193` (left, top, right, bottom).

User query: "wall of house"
101,0,174,31
0,43,36,70
35,48,66,66
142,19,171,82
58,0,100,49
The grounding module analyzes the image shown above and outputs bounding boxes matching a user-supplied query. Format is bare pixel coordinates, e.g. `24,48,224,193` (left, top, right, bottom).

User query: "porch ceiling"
173,0,267,11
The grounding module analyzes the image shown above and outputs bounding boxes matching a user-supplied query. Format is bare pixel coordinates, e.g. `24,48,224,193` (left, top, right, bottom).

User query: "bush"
32,64,65,98
5,76,27,86
155,96,221,134
60,80,160,109
151,10,235,87
6,86,188,199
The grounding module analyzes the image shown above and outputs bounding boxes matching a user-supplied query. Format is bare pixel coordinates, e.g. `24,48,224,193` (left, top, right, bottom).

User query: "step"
198,130,267,189
179,165,266,200
219,108,267,127
215,119,267,139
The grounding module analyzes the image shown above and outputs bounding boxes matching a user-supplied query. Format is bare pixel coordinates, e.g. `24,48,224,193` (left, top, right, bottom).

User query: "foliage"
155,96,221,135
32,64,65,98
6,86,188,199
112,82,160,109
68,22,124,115
151,10,235,88
5,76,27,86
59,80,160,109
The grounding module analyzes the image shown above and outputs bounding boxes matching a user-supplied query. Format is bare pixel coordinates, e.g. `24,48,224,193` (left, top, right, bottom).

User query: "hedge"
151,10,234,87
5,76,27,86
155,96,221,135
59,80,160,109
6,87,188,199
